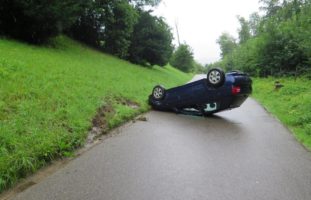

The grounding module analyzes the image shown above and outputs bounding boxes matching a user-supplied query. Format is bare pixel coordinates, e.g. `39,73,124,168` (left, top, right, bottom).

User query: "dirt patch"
115,96,140,109
87,103,115,144
92,104,114,129
87,96,140,144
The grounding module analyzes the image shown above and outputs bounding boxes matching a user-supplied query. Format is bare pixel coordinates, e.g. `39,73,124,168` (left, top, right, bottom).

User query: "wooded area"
213,0,311,77
0,0,177,67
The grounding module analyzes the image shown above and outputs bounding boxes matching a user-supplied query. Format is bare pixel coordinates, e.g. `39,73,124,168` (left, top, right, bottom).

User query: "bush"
0,0,85,43
215,1,311,77
66,1,104,48
170,44,194,72
128,11,173,67
103,1,138,59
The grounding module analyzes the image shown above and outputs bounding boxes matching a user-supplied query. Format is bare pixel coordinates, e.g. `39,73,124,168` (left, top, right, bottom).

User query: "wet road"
11,76,311,200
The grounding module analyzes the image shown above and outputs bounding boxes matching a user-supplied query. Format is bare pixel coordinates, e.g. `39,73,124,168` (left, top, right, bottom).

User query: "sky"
153,0,261,65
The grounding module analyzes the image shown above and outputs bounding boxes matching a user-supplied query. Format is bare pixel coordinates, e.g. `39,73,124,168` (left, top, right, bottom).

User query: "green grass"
0,36,191,191
252,78,311,150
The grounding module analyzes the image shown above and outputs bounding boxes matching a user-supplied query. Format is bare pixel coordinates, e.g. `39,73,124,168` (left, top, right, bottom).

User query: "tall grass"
0,36,191,191
253,78,311,150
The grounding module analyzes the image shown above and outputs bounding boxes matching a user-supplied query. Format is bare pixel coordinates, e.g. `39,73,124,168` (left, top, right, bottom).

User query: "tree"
193,61,207,73
170,44,194,72
260,0,281,18
216,33,237,58
249,12,262,36
128,0,161,7
216,0,311,77
67,0,163,58
67,0,107,48
237,16,251,44
104,0,138,58
0,0,85,43
128,11,173,66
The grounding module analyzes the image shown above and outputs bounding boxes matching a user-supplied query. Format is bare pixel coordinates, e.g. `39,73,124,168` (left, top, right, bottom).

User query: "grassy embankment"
253,78,311,150
0,36,191,191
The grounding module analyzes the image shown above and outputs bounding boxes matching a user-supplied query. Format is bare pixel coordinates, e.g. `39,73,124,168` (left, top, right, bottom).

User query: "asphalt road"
11,75,311,200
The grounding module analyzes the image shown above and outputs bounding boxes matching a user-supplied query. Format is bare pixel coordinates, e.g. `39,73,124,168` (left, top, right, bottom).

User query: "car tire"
207,68,225,88
152,85,166,100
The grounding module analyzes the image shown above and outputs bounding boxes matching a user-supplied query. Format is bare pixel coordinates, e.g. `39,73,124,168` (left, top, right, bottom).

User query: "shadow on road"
152,109,243,138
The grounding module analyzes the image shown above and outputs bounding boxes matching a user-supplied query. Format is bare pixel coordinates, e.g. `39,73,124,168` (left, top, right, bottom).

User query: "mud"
87,96,140,144
87,103,113,144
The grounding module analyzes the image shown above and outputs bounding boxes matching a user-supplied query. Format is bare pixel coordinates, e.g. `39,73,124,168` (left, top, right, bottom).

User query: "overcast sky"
153,0,260,65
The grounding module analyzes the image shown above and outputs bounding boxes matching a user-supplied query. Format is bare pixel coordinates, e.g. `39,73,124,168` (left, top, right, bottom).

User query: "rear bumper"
229,83,252,108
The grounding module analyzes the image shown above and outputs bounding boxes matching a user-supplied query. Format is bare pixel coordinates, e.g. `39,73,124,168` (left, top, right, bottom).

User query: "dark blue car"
149,68,252,116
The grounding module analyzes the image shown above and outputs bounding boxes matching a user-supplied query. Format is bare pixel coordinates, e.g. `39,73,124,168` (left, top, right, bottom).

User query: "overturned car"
149,68,252,116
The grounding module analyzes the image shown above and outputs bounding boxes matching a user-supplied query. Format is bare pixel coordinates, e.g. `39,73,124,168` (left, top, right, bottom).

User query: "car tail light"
232,86,241,95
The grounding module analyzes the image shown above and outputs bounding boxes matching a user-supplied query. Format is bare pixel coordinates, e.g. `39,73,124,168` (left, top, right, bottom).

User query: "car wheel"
152,85,166,100
207,68,225,88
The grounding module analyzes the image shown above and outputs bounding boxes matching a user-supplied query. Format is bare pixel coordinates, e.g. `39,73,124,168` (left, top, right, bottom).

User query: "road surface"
9,75,311,200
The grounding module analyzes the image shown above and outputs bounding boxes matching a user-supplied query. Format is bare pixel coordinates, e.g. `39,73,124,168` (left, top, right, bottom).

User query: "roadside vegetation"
169,43,207,73
253,78,311,150
210,0,310,77
0,36,191,192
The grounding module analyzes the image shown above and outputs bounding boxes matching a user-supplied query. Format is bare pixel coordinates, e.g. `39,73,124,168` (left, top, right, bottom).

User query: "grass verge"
0,36,191,192
252,78,311,150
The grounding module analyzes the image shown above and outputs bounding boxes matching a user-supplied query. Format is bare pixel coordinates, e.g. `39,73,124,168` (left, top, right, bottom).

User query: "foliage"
0,0,169,66
220,36,265,74
215,0,311,77
66,0,107,48
0,0,85,43
129,0,161,7
249,12,261,36
193,61,207,73
66,0,171,64
216,33,237,58
67,0,139,57
237,16,251,44
253,77,311,150
128,11,173,66
0,36,190,192
103,0,139,58
170,44,195,72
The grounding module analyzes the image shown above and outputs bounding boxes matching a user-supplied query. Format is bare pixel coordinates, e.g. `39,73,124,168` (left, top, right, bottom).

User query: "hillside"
0,36,191,191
